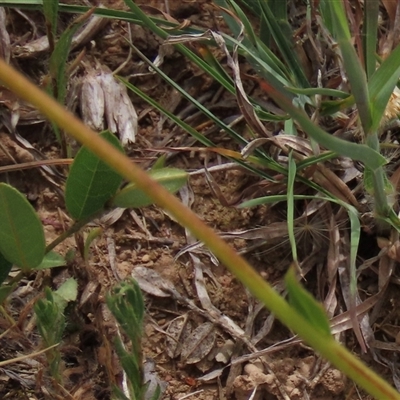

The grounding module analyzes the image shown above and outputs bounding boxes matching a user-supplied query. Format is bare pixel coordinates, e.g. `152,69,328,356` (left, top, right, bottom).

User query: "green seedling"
34,278,77,383
106,279,161,400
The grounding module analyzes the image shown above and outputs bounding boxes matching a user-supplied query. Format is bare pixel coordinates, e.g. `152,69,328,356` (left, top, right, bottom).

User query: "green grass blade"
321,0,372,133
121,77,281,181
348,206,361,296
65,130,124,220
287,152,297,263
368,44,400,131
257,0,309,87
285,267,331,337
225,0,258,46
49,9,91,104
285,87,350,99
119,77,215,147
363,0,379,79
118,46,287,178
296,151,338,170
42,0,58,38
259,81,386,170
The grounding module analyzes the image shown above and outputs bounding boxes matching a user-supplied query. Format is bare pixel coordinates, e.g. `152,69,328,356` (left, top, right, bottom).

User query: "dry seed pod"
79,64,137,145
165,314,194,358
80,69,105,131
180,322,216,365
99,66,137,145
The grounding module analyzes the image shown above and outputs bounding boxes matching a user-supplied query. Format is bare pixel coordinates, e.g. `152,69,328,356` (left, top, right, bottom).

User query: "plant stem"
45,211,103,253
365,133,392,220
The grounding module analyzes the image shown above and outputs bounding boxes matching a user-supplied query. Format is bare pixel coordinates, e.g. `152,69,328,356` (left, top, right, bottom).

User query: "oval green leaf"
0,183,45,271
112,168,188,209
0,252,12,285
65,130,124,220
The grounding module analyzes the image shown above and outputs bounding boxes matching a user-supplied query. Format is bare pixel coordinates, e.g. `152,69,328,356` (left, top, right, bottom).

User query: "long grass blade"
320,0,372,134
368,44,400,132
257,0,309,88
287,152,297,264
363,0,379,79
259,81,386,171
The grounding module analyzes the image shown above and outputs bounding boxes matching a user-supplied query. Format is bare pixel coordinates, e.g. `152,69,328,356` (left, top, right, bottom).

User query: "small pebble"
141,254,150,263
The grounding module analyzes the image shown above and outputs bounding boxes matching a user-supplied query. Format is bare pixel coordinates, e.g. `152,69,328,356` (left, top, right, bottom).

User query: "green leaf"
257,0,309,87
84,227,103,262
285,267,331,338
49,9,88,104
35,251,66,270
0,285,15,304
0,252,12,285
0,183,45,271
34,287,66,346
259,81,386,171
54,277,78,309
112,168,188,209
320,0,372,133
65,130,124,220
368,44,400,131
151,155,167,170
43,0,58,37
285,86,350,99
363,0,379,79
287,152,297,263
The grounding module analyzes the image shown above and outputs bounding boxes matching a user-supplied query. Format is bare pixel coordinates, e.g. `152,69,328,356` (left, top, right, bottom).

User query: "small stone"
141,254,150,263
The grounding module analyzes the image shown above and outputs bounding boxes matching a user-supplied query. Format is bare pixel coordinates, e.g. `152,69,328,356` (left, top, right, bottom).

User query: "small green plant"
34,278,77,384
106,278,161,400
0,131,187,292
